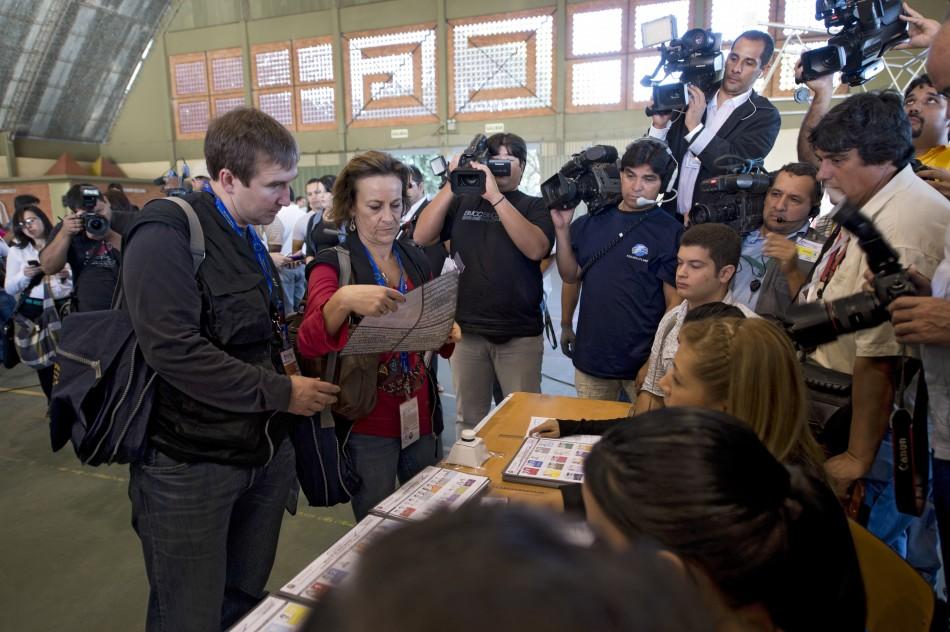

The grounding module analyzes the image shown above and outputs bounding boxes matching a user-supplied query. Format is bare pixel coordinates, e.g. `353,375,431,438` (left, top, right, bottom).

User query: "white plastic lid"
461,429,477,442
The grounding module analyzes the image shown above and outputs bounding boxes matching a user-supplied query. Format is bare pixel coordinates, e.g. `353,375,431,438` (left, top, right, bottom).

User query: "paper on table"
526,416,553,437
229,596,310,632
341,270,459,356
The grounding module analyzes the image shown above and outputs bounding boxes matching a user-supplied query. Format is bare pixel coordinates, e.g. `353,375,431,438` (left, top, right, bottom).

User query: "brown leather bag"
289,247,379,420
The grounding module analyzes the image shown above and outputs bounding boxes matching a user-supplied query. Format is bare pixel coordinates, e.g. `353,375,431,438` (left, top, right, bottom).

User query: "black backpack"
48,198,205,465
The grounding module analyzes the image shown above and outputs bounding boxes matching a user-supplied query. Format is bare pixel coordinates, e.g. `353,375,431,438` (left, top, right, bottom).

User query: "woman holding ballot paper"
297,151,459,520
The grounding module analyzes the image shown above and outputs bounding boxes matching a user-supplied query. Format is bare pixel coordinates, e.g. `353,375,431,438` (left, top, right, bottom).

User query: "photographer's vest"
125,193,288,466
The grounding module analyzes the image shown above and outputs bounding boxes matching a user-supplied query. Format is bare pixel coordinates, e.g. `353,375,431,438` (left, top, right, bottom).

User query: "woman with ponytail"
583,408,865,632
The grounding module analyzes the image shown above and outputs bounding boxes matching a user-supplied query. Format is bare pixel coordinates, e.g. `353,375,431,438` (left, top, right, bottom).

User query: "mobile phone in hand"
28,260,40,267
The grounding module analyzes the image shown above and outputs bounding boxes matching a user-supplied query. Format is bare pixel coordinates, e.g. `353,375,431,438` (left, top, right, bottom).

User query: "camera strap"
891,357,929,517
578,208,659,281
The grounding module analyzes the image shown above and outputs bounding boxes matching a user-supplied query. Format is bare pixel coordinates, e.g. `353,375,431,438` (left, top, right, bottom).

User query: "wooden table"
441,392,633,510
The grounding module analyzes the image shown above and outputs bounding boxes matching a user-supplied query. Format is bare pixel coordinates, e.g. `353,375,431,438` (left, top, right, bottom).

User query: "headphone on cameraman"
623,137,679,207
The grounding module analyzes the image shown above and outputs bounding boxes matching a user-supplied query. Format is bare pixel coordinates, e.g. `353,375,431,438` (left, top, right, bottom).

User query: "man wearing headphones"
732,162,825,319
552,138,683,401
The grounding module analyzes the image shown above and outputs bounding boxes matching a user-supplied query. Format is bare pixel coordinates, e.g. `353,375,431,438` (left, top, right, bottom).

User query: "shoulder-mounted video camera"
62,185,111,239
449,134,513,195
798,0,908,86
688,160,771,234
540,145,621,214
784,199,915,350
639,15,724,116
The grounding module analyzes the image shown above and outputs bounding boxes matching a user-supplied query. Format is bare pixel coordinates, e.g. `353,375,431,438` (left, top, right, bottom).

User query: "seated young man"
552,138,683,402
636,223,757,412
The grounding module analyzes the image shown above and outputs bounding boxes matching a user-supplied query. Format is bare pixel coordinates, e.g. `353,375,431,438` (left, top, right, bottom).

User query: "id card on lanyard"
203,185,300,376
364,244,420,447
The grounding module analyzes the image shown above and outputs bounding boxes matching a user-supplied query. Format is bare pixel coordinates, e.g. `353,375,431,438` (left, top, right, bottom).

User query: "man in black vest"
121,108,339,632
648,30,781,219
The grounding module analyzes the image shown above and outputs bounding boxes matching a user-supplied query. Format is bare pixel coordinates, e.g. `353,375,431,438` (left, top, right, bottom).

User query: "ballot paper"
341,270,459,355
228,596,310,632
369,465,491,522
279,515,402,603
502,435,601,488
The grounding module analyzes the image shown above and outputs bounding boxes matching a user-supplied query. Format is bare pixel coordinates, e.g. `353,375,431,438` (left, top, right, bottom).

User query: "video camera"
640,15,724,116
61,186,111,239
688,161,771,234
449,134,513,195
540,145,621,214
798,0,908,86
784,200,914,349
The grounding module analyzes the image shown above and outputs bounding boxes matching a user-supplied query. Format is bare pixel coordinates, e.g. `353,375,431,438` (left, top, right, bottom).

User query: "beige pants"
452,333,543,433
574,368,638,402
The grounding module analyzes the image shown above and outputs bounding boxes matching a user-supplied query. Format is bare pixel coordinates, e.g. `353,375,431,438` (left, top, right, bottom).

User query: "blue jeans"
279,265,306,313
129,439,296,632
865,432,941,587
348,432,442,521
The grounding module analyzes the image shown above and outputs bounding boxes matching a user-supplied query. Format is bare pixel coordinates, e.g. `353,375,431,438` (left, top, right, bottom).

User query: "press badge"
400,397,420,449
796,238,823,263
280,348,300,376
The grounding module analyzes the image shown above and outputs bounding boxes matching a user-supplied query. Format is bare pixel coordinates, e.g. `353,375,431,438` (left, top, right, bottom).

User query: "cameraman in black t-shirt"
41,184,131,312
415,133,554,432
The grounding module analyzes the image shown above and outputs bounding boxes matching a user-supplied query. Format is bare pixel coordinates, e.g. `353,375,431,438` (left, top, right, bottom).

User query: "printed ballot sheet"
279,515,402,604
502,435,601,488
370,465,491,522
228,596,310,632
341,270,459,355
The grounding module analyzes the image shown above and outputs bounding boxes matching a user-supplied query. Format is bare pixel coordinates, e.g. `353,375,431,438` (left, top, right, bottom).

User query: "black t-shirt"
47,222,121,312
305,213,341,255
440,190,554,341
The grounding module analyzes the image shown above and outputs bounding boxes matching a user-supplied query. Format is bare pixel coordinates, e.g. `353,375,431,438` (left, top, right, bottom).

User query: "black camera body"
798,0,907,86
61,185,111,239
540,145,621,214
785,200,915,349
449,134,513,195
688,171,772,234
642,27,724,116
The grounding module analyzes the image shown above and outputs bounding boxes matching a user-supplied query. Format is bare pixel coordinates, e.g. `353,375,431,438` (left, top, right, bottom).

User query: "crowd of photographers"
5,3,950,630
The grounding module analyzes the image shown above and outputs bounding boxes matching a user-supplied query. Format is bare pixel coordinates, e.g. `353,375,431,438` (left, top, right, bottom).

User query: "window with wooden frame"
251,42,296,130
293,37,336,131
170,49,246,139
448,8,556,120
566,0,627,112
343,23,439,128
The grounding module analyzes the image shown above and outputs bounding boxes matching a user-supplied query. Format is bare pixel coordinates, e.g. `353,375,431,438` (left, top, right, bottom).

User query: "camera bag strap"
892,358,929,517
578,208,660,281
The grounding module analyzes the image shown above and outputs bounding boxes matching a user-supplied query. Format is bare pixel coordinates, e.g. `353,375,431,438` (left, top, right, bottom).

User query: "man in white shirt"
636,223,756,413
275,195,306,313
648,30,781,218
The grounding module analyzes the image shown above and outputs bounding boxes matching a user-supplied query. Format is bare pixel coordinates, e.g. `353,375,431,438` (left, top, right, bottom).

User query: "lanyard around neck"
363,243,411,378
203,184,275,298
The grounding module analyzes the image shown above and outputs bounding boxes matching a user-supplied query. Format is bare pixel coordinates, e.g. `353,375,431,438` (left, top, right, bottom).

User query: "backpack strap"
161,196,206,273
320,246,352,429
113,197,206,310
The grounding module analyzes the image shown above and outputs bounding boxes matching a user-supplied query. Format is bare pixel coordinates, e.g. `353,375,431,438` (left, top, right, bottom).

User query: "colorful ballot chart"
279,515,401,604
370,466,491,522
502,435,600,488
228,596,310,632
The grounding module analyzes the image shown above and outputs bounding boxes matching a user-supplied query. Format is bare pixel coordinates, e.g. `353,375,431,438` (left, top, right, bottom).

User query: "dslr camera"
62,185,111,239
540,145,621,214
449,134,513,195
784,200,915,349
798,0,908,86
688,162,771,234
640,15,724,116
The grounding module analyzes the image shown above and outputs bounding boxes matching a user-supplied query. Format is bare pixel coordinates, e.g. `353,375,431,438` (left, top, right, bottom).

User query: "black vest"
126,193,288,465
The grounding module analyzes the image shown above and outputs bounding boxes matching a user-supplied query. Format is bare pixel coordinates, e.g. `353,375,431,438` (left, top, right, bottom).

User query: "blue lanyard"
203,184,275,299
363,244,411,378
